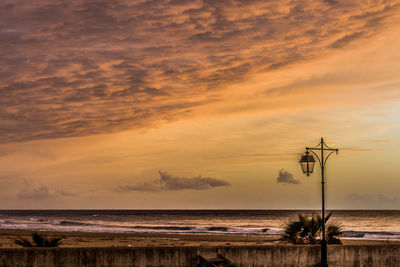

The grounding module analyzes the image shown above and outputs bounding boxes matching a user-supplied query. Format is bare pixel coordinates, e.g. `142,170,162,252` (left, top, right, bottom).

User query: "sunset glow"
1,0,400,209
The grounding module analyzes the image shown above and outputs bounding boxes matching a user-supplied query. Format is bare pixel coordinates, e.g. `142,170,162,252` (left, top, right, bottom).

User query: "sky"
0,0,400,209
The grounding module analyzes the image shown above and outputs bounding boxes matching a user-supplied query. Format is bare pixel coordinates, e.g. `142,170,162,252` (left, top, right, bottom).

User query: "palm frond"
14,232,63,247
14,238,33,247
32,232,45,247
326,224,343,244
45,237,63,247
325,211,334,223
282,213,342,245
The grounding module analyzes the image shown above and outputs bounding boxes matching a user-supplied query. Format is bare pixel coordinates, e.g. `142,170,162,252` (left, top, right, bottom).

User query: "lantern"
299,151,315,176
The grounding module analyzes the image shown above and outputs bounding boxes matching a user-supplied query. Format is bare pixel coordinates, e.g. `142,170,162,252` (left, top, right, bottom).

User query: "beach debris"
197,253,236,267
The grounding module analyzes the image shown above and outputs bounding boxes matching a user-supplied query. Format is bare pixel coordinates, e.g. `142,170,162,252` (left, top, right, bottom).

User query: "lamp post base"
321,239,328,267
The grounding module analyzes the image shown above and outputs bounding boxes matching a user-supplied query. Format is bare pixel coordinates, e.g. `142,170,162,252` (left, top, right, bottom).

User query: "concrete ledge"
0,245,399,267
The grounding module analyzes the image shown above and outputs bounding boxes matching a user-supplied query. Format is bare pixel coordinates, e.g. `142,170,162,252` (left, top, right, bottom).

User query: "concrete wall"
0,245,399,267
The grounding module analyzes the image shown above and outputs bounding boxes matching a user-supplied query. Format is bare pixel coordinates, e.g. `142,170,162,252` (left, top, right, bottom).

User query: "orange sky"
0,0,400,209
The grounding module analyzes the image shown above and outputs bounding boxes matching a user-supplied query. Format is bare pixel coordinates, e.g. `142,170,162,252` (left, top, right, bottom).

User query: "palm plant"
326,224,343,244
15,232,63,247
282,212,342,245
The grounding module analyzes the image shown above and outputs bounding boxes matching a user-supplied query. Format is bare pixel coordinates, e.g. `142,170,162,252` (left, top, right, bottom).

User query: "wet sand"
0,229,397,248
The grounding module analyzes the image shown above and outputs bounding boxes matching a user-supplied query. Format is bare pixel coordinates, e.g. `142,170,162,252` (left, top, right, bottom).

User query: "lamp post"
299,137,338,267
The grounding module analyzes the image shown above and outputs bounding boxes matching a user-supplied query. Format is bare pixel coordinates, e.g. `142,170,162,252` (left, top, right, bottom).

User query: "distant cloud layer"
18,179,76,199
345,193,400,203
276,169,300,184
119,170,230,192
343,193,400,209
0,0,399,143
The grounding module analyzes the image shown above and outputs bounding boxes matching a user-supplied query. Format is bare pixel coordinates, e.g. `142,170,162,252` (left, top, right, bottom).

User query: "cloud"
17,179,76,199
276,169,300,184
329,31,366,49
0,0,399,143
344,193,400,208
341,146,374,152
368,139,396,143
119,170,230,192
346,193,400,203
345,193,373,202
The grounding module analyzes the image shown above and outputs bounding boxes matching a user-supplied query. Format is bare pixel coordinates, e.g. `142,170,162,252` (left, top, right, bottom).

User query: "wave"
343,230,400,239
131,226,194,231
207,227,228,231
1,217,400,240
58,221,94,226
46,222,278,235
29,218,48,222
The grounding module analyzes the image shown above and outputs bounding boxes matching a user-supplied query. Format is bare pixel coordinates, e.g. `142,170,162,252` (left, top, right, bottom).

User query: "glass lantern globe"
299,151,315,176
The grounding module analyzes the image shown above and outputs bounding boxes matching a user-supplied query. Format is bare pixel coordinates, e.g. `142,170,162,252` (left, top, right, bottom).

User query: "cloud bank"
276,169,300,184
18,179,76,199
119,170,230,192
0,0,399,143
343,193,400,209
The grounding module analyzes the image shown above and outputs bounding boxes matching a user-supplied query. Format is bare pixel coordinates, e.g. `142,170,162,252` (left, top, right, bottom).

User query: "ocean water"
0,210,399,241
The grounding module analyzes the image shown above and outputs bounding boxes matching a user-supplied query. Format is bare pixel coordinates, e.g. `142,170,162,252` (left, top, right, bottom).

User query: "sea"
0,210,399,241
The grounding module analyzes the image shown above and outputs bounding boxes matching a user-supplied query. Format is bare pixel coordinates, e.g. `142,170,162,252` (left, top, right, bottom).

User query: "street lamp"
299,137,338,267
299,151,315,176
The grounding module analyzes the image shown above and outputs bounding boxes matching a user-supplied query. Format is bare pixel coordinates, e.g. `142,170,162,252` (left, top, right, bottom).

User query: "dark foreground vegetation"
282,212,343,244
15,232,63,247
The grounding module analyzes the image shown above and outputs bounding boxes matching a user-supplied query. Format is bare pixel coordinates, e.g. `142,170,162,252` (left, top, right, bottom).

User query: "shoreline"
0,229,399,248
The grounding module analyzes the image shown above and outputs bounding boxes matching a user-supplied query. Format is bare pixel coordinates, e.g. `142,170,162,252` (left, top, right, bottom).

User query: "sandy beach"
0,229,397,248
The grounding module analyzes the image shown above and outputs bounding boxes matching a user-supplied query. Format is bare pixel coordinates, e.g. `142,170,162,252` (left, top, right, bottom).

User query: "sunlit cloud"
17,179,77,200
0,0,399,209
118,170,230,192
0,0,399,143
276,169,300,184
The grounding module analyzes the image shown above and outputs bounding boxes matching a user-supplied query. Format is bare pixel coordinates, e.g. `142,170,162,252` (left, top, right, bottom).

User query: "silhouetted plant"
326,224,343,244
14,238,33,247
15,232,62,247
282,212,342,245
